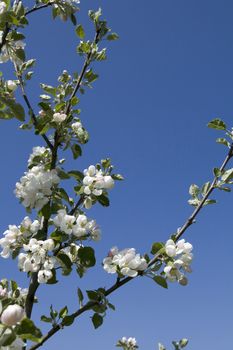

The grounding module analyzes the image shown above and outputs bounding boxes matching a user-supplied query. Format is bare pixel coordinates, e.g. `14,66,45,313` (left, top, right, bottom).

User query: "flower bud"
1,304,25,326
6,80,17,92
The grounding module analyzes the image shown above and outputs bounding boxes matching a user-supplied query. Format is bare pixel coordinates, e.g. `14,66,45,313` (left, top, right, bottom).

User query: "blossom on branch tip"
117,337,138,349
163,239,193,285
83,165,114,208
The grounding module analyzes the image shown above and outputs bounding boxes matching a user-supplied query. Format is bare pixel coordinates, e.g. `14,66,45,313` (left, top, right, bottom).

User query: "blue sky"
1,0,233,349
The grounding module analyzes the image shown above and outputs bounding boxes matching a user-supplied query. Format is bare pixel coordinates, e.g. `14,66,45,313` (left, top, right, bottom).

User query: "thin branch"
0,24,10,52
25,2,53,16
29,278,132,350
65,29,101,116
174,143,233,241
14,65,53,150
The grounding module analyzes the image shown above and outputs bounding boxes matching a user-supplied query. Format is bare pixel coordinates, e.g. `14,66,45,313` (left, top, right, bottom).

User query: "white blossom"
1,304,25,326
52,112,67,124
0,217,41,259
52,209,101,240
83,165,114,208
18,238,56,283
15,165,60,210
164,239,193,285
103,247,147,277
71,120,88,143
117,337,138,349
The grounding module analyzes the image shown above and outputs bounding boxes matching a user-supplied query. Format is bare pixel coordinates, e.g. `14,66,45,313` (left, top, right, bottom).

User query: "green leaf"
71,144,82,159
68,170,84,182
203,199,216,205
46,269,58,284
77,288,84,306
41,315,52,323
40,202,51,219
97,194,109,207
213,167,221,177
15,48,25,62
106,33,119,41
221,168,233,182
76,24,85,38
78,246,96,267
216,138,230,147
59,306,68,319
201,182,210,195
10,280,18,292
86,290,99,301
56,253,72,275
151,242,164,255
0,330,16,347
56,188,70,203
57,169,70,180
62,314,75,326
17,318,42,342
84,69,98,83
112,174,124,181
189,184,199,197
207,118,226,130
92,313,103,329
153,276,168,289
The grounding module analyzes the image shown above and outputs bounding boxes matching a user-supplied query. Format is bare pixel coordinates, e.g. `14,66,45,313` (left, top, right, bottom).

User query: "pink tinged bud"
1,304,25,326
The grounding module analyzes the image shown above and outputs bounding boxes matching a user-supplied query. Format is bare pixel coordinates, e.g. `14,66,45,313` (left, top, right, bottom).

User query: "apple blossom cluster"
0,216,41,259
163,239,193,286
52,112,68,124
28,146,52,167
14,165,60,210
116,337,138,350
18,238,56,283
53,209,101,241
71,119,89,144
83,165,114,209
103,247,148,277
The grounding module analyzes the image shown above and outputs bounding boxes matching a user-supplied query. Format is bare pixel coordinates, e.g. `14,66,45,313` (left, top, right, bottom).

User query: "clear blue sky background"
1,0,233,349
